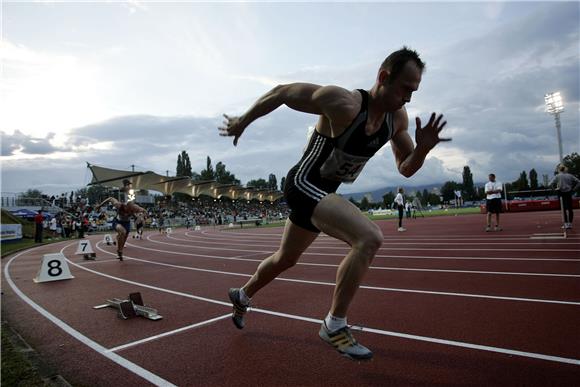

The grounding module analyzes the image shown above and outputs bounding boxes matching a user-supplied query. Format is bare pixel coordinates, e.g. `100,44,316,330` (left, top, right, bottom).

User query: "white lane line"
3,248,177,387
144,238,580,264
199,229,580,240
106,314,231,353
130,240,580,278
183,232,580,245
147,233,580,261
162,233,580,252
189,230,580,243
94,243,580,306
372,267,580,278
61,252,580,366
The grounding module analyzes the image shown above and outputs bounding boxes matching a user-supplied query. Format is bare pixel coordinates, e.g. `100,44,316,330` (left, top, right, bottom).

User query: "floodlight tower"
544,91,565,163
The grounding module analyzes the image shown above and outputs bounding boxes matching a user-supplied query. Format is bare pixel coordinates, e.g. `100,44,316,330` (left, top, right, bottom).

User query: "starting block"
165,227,172,234
103,234,115,245
93,292,162,321
76,239,96,260
194,225,201,231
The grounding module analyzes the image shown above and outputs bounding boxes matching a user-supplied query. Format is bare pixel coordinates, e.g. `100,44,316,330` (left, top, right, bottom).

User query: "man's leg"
311,194,382,360
242,218,318,297
486,212,492,231
311,194,383,318
229,218,318,329
115,224,128,259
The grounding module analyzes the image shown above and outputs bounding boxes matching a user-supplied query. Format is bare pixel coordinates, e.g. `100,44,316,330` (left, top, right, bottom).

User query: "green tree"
176,150,193,177
382,191,395,208
512,171,529,192
20,189,43,198
280,177,286,191
461,166,476,200
529,168,538,190
440,181,460,201
215,161,240,185
562,152,580,178
360,196,370,211
85,186,108,205
200,156,215,180
268,174,278,190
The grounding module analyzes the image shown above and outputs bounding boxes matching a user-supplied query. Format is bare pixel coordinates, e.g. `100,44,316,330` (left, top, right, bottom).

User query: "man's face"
489,175,495,182
380,61,422,112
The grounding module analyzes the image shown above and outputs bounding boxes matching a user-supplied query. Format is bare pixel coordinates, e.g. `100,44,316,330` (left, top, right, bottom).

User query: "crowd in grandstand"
33,193,289,240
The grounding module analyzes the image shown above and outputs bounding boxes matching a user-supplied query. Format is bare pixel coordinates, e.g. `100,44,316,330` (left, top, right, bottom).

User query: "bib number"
320,149,369,183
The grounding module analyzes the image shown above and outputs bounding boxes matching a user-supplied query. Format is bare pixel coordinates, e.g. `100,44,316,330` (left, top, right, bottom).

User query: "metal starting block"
83,253,97,260
93,292,163,321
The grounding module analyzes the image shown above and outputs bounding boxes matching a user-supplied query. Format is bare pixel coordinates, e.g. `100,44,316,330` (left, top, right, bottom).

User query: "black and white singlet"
284,89,395,232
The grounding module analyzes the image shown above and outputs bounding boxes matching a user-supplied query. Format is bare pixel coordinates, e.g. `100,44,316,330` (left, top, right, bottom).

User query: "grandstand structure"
86,163,284,203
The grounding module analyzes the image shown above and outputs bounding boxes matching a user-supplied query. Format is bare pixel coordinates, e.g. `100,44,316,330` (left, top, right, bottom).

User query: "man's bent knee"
273,250,301,270
353,226,383,257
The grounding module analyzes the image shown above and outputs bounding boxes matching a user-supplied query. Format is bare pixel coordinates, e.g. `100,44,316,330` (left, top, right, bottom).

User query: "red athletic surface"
2,212,579,386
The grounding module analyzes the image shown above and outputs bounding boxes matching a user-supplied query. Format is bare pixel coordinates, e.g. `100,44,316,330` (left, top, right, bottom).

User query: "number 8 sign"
34,253,74,283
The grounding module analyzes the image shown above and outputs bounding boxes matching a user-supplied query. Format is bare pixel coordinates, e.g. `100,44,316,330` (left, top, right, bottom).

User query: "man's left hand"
415,113,450,151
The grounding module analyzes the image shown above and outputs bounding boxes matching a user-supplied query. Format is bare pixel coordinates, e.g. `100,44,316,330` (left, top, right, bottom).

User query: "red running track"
2,211,580,386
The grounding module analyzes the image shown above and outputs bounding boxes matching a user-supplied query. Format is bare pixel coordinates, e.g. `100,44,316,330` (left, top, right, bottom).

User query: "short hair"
489,173,495,178
380,46,425,81
123,179,132,186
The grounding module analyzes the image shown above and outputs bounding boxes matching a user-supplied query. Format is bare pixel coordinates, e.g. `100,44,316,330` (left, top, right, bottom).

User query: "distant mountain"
340,183,442,202
341,182,487,202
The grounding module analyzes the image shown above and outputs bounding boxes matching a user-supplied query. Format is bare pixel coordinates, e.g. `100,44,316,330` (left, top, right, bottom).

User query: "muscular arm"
390,109,449,178
220,83,357,145
95,197,120,210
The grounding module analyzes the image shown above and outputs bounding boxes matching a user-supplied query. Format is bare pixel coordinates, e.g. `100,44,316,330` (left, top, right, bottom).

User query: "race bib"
320,148,369,183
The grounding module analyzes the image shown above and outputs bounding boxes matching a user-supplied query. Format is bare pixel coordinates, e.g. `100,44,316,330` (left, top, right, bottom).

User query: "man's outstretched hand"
218,114,246,146
415,113,450,151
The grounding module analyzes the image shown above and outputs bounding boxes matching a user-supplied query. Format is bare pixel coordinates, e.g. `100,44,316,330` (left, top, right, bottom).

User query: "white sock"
325,313,347,332
239,288,250,305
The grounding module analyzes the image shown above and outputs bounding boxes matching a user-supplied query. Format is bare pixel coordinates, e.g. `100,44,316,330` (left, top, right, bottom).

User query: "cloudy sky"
1,0,579,197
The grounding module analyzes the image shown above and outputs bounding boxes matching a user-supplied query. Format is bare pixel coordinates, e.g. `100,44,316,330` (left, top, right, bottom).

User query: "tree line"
176,150,283,190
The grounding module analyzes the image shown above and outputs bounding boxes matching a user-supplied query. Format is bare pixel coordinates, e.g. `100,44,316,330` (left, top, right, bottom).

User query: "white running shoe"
397,227,406,232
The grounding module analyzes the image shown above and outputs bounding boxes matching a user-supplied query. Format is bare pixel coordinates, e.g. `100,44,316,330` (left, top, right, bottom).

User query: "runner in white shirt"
484,173,503,231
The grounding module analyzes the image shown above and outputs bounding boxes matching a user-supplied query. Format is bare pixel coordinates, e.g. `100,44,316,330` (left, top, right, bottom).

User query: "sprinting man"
219,47,449,360
96,180,146,260
550,164,580,229
484,173,503,232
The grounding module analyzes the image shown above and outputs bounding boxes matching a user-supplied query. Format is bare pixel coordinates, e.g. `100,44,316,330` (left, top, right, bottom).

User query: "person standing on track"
484,173,503,232
219,47,450,360
550,164,580,229
395,188,406,231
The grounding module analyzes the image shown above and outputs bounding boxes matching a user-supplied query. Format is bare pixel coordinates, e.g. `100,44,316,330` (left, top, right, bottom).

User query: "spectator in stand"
485,173,503,232
550,164,580,229
34,209,44,243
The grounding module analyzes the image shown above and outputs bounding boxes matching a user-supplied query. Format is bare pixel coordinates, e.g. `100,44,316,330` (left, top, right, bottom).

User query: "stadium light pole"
544,91,565,163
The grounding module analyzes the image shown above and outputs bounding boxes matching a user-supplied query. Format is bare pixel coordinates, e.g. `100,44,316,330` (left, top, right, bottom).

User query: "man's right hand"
218,114,246,146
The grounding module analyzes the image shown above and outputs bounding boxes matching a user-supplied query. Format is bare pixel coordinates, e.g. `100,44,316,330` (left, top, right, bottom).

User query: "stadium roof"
86,163,283,202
